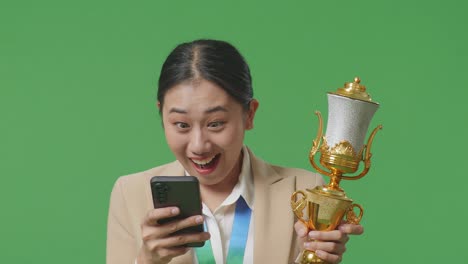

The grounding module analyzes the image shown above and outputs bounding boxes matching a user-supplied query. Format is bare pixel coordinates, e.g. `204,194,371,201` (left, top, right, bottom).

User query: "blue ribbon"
195,196,252,264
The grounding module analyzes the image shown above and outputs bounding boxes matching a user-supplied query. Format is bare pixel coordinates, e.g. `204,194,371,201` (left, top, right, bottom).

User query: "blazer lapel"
250,150,297,263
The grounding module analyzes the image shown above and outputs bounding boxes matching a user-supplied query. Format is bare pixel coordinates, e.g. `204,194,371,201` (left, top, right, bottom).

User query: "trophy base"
296,249,328,264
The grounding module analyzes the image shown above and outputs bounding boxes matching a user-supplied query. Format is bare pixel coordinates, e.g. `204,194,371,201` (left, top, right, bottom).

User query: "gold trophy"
291,77,382,264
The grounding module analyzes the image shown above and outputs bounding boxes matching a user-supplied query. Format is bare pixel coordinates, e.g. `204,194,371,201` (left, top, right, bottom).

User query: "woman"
107,39,363,264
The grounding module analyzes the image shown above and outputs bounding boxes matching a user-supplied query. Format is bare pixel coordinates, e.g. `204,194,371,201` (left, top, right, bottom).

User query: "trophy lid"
330,77,379,105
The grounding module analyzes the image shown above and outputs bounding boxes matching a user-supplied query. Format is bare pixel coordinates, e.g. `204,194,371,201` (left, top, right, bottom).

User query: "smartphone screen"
150,176,204,247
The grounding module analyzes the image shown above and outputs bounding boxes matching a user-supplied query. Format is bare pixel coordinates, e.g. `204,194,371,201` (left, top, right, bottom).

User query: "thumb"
294,220,308,238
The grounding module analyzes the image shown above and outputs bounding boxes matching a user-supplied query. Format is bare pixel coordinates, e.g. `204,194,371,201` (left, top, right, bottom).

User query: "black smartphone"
150,176,205,247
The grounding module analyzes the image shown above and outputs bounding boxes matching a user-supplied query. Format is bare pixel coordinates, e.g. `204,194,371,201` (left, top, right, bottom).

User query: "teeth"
191,155,216,165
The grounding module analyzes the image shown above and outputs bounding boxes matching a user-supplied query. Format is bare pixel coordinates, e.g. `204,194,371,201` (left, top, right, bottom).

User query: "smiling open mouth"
191,154,221,170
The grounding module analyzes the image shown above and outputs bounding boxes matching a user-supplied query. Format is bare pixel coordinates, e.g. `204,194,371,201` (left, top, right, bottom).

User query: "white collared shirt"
193,146,254,264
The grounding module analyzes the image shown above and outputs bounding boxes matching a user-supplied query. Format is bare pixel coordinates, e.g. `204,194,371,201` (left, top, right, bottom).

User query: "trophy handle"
309,111,333,178
345,203,364,225
309,111,323,156
290,190,311,228
341,124,383,180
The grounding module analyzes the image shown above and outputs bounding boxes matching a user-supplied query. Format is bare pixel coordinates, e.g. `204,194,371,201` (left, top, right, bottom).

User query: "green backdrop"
1,0,466,263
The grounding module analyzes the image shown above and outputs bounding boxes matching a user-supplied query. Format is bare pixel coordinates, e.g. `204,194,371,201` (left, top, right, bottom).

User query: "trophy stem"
327,171,343,191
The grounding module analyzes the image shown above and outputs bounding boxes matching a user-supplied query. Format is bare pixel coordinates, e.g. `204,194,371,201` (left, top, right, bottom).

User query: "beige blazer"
107,149,324,264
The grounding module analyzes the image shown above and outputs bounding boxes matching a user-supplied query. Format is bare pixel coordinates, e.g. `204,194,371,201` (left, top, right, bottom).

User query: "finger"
338,224,364,235
149,231,211,248
315,250,342,264
308,230,349,243
304,240,346,255
157,215,204,238
294,220,308,238
142,215,204,241
143,207,180,225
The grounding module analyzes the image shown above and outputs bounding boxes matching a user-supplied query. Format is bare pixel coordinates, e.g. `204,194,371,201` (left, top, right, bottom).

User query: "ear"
245,99,259,130
157,101,161,110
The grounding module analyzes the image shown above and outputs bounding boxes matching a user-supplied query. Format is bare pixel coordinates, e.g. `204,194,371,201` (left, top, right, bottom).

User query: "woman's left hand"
294,221,364,264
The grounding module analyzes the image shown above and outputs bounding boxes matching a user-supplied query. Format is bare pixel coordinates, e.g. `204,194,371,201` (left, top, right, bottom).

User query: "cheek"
164,127,185,153
214,126,245,149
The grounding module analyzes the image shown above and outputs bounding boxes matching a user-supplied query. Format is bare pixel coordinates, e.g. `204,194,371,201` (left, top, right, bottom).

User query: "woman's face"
160,79,258,187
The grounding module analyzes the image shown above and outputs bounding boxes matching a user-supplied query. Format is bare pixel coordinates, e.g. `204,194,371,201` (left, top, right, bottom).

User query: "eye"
208,121,225,130
174,122,190,130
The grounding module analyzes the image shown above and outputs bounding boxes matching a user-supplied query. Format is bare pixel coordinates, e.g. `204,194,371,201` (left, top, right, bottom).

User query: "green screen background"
1,0,466,262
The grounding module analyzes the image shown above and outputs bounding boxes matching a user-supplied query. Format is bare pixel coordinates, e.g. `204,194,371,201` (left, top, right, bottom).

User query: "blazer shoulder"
269,165,313,177
109,160,185,216
107,160,186,264
269,164,325,188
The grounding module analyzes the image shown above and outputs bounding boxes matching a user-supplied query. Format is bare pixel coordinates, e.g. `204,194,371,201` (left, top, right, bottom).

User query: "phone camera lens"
155,183,169,192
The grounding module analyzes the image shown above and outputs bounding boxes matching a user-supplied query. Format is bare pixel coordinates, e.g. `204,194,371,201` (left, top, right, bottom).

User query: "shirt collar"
220,145,254,210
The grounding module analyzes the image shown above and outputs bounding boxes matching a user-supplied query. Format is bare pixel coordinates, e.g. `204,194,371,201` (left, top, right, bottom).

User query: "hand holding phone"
136,176,209,264
150,176,206,247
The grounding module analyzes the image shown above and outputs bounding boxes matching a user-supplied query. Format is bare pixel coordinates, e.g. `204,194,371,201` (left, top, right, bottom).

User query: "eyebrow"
205,106,228,114
168,107,187,114
168,106,228,114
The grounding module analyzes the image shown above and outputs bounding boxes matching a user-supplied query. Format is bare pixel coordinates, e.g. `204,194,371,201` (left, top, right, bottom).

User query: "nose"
188,128,211,156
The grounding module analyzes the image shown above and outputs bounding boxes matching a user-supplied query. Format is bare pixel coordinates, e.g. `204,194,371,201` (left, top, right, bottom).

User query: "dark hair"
157,39,253,112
